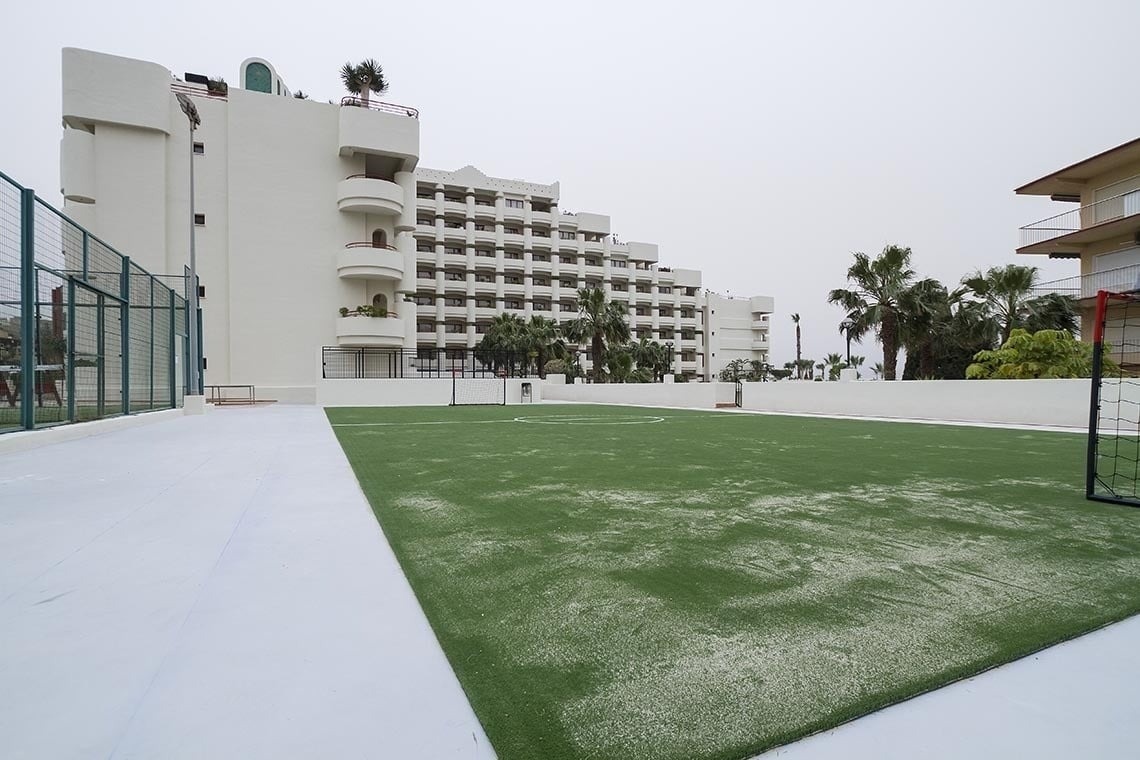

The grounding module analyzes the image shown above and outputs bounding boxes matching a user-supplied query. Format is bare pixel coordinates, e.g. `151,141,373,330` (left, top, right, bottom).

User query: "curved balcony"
335,315,406,347
336,243,403,280
337,175,404,216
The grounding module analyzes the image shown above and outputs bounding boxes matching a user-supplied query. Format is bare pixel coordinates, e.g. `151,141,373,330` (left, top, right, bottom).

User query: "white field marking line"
330,419,518,427
513,414,666,425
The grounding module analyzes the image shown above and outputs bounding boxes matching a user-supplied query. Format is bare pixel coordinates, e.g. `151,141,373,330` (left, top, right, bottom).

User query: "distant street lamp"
840,318,855,366
176,93,202,396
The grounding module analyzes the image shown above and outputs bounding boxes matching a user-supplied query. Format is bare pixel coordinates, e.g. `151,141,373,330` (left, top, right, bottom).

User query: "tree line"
474,287,674,383
786,244,1086,380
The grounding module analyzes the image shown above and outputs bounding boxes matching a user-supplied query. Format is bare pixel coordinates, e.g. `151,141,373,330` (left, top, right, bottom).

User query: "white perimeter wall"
539,378,1105,428
318,378,541,406
543,381,731,408
740,379,1092,428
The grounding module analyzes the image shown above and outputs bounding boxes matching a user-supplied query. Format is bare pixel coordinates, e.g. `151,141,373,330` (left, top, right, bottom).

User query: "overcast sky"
4,0,1139,366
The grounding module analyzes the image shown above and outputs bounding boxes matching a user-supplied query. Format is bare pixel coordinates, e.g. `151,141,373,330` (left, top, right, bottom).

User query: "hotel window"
474,224,488,231
476,249,494,257
445,194,463,203
611,259,627,268
660,286,673,294
505,198,524,209
533,253,549,262
444,220,464,229
194,213,205,225
417,322,435,332
476,298,494,308
504,226,522,234
416,190,433,199
193,142,204,155
533,278,549,286
417,216,434,226
445,297,465,307
560,280,576,289
559,231,575,240
445,323,466,333
445,271,465,281
506,300,523,309
417,270,434,279
505,251,523,260
416,243,434,253
414,295,434,305
505,275,522,285
444,246,463,256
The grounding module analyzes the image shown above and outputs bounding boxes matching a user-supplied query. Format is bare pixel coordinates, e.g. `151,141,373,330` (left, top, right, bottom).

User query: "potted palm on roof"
340,59,388,108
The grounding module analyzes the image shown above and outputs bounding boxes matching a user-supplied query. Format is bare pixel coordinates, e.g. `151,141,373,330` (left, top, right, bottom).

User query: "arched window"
372,293,389,315
245,62,272,93
371,229,388,248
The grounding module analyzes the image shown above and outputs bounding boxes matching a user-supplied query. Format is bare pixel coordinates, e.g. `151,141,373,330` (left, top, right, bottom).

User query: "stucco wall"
317,378,539,407
740,379,1091,427
542,381,726,408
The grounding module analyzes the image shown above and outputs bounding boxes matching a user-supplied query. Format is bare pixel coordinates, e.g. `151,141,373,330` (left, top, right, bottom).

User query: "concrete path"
0,405,492,760
1,404,1137,760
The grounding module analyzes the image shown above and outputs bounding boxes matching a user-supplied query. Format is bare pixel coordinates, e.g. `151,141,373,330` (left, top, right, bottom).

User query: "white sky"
4,0,1139,366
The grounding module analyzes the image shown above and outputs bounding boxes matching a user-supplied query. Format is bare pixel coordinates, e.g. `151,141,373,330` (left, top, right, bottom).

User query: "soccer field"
327,404,1140,760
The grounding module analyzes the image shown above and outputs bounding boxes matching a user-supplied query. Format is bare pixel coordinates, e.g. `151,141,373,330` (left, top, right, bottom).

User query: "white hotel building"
58,48,773,402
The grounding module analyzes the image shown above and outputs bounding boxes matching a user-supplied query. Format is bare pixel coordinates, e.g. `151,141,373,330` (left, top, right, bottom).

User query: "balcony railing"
340,96,419,118
345,242,398,251
1020,186,1140,247
1032,263,1140,300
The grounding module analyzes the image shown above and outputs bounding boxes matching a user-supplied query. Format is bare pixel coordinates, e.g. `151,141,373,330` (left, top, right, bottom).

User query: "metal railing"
1020,185,1140,247
170,82,228,101
344,242,398,251
340,96,419,118
1032,263,1140,300
322,347,539,379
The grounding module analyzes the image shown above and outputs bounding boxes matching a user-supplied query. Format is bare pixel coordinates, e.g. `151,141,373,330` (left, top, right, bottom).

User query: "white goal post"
451,375,507,406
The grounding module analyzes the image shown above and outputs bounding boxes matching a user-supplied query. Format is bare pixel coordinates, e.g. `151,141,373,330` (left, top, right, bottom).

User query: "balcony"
337,98,419,163
1033,263,1140,303
1019,186,1140,254
335,315,406,347
531,284,553,298
336,243,403,280
337,175,404,216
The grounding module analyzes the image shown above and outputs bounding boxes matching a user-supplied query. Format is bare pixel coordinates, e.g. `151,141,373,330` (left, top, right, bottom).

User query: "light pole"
840,318,855,366
176,93,202,397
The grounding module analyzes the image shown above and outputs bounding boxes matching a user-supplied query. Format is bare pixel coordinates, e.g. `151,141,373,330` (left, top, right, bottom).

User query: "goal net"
1088,290,1140,506
452,376,506,406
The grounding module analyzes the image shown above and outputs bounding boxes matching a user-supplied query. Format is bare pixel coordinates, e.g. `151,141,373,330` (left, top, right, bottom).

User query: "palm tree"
824,352,845,381
792,313,803,378
748,359,770,382
605,346,636,383
523,315,562,378
340,59,388,107
871,361,884,380
828,244,916,380
563,287,631,383
898,278,954,379
1022,292,1079,336
961,264,1038,345
815,361,826,380
629,337,672,382
475,313,526,374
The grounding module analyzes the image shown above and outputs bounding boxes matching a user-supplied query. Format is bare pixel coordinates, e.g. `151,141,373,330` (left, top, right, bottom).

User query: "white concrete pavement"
0,404,492,760
1,403,1138,760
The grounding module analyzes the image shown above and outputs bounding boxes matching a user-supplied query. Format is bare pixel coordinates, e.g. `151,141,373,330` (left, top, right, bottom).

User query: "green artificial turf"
327,404,1140,760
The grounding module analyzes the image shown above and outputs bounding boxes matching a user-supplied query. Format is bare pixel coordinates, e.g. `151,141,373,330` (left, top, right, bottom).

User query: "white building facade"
59,48,772,401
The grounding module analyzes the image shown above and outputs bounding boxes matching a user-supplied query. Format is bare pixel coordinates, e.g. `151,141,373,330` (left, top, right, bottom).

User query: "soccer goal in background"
451,375,506,406
1088,290,1140,507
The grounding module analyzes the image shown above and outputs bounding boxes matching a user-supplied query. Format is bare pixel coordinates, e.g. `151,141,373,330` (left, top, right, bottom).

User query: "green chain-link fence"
0,170,192,433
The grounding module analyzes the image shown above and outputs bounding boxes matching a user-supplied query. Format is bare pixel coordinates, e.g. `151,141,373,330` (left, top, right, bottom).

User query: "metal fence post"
66,278,76,422
149,276,155,410
169,294,176,409
19,187,35,430
121,256,131,415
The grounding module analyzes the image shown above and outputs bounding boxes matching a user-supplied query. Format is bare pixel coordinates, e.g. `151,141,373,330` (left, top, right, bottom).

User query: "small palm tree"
824,352,845,381
340,59,388,107
871,361,884,379
815,361,826,380
563,287,631,383
792,313,803,378
523,315,562,378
